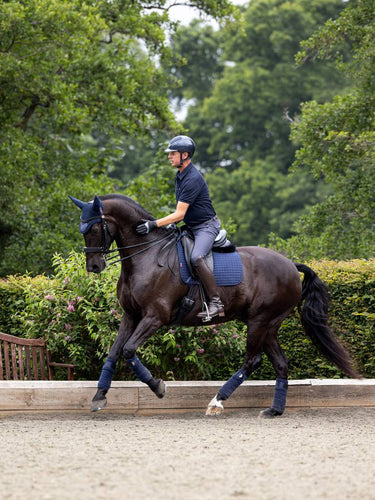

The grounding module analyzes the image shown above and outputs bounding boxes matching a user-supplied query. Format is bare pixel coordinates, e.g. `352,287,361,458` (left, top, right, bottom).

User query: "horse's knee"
275,359,289,379
242,353,262,376
123,344,135,360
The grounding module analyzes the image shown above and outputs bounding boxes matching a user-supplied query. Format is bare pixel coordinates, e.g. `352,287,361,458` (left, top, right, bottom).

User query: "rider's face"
168,151,181,168
168,151,188,169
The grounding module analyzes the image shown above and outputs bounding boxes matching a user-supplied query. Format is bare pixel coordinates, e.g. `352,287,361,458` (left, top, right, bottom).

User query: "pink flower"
64,323,72,330
169,329,175,333
110,309,117,316
175,344,181,349
63,277,70,284
213,328,218,334
67,304,75,312
174,357,180,362
232,334,238,339
197,348,205,355
76,296,83,302
44,294,55,301
65,336,71,341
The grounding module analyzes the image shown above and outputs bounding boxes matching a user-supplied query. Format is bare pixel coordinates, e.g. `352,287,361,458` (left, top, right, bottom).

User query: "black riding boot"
193,257,225,321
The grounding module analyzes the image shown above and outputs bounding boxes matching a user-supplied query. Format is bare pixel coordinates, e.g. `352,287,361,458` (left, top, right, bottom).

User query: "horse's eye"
91,225,100,235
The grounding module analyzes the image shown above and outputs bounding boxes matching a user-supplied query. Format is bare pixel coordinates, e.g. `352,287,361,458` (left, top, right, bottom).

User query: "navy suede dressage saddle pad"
177,241,243,286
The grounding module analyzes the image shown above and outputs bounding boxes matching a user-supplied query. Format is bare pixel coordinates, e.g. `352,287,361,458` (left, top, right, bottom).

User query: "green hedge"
0,254,374,380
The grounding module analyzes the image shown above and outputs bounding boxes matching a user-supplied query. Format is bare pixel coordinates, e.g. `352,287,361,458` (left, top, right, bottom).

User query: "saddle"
180,228,236,277
172,228,242,324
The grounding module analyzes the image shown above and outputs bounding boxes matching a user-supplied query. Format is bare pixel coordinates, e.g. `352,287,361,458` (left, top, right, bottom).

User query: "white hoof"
205,395,224,416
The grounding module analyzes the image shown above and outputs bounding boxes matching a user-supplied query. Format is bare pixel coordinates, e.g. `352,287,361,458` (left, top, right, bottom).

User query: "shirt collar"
176,162,193,180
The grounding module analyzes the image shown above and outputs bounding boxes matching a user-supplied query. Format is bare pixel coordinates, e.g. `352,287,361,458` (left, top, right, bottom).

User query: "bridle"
83,213,176,266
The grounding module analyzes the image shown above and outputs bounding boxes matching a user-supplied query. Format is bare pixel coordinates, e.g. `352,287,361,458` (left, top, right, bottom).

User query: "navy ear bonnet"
69,195,103,234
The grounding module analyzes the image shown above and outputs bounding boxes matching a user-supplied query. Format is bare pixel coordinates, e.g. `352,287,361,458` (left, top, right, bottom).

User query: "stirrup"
200,301,212,323
197,301,225,322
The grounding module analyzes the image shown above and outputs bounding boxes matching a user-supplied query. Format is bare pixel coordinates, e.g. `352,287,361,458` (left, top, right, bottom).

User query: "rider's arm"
156,201,189,227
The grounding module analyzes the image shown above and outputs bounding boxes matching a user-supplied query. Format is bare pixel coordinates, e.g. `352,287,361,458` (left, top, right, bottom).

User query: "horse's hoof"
259,407,283,419
205,395,224,416
154,379,166,399
91,398,107,412
205,405,224,416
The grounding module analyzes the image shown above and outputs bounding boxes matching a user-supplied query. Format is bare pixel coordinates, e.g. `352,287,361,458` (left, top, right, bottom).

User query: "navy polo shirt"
175,163,216,226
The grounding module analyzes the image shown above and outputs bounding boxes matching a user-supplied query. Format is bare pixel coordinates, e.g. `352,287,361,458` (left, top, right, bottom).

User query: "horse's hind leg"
259,333,289,419
206,321,266,416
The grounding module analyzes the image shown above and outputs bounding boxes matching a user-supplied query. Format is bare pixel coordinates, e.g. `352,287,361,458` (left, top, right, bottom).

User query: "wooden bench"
0,332,76,381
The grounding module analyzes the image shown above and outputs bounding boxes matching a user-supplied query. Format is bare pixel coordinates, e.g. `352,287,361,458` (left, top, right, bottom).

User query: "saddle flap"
181,232,213,275
177,240,243,287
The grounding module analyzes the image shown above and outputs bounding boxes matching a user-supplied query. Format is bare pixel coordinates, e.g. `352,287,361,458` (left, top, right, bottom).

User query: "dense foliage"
1,254,373,381
1,0,373,276
165,0,350,246
0,0,233,276
272,0,375,259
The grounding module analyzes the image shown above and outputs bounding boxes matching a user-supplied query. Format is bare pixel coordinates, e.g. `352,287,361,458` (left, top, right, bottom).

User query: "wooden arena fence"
0,379,374,412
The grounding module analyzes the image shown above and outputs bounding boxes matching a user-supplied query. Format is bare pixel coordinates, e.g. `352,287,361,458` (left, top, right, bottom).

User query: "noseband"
83,215,112,255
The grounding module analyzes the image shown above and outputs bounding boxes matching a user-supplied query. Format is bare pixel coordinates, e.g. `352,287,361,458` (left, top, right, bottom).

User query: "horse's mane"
99,193,154,220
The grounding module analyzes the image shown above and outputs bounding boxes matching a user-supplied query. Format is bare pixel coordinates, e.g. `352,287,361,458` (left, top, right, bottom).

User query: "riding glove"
136,220,158,235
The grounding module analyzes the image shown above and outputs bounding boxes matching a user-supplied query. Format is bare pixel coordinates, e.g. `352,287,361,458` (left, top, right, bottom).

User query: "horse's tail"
295,263,360,379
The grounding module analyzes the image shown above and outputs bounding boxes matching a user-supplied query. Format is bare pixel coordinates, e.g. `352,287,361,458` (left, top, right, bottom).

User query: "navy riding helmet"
165,135,196,159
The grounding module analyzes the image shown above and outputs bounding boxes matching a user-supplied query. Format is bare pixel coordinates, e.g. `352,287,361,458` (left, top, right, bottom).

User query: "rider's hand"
136,220,158,235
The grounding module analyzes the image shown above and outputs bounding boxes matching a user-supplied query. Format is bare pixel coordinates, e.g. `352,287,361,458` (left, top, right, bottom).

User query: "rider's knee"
191,254,204,267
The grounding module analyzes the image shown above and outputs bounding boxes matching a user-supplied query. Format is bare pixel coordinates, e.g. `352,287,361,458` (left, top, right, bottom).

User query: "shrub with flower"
1,254,374,380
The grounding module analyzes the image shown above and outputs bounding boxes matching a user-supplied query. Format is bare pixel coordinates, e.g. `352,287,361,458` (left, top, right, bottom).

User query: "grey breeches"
189,216,221,266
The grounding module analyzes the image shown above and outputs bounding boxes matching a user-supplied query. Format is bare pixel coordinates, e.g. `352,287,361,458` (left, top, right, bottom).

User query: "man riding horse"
136,135,225,321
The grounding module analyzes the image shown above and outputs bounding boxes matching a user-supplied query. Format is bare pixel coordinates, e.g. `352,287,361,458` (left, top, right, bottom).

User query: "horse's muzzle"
86,256,106,273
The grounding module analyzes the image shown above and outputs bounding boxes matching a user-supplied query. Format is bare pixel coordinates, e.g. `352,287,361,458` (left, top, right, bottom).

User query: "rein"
106,231,176,265
83,215,176,266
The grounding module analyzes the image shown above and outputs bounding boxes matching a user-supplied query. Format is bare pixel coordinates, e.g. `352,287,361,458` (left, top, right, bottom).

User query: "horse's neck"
117,228,178,278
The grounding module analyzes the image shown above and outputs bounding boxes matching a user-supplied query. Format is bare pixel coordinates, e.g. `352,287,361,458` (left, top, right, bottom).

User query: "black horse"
70,194,359,417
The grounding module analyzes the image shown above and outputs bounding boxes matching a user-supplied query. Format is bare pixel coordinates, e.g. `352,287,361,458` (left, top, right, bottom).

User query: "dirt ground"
0,407,375,500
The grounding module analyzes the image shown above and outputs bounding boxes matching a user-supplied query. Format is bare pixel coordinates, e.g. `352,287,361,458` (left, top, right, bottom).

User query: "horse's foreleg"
123,314,166,399
124,356,166,398
92,313,135,412
259,334,289,419
91,358,115,411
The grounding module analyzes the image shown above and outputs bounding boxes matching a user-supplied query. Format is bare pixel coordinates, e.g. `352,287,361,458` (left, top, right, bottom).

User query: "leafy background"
0,0,374,381
1,255,373,381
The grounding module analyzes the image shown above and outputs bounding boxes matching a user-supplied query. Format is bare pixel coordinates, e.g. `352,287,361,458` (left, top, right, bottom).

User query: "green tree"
0,0,233,276
272,0,375,259
167,19,225,104
179,0,348,171
175,0,349,245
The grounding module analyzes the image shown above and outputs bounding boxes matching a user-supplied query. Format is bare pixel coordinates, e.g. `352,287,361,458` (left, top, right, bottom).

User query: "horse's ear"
69,195,86,210
93,196,103,212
